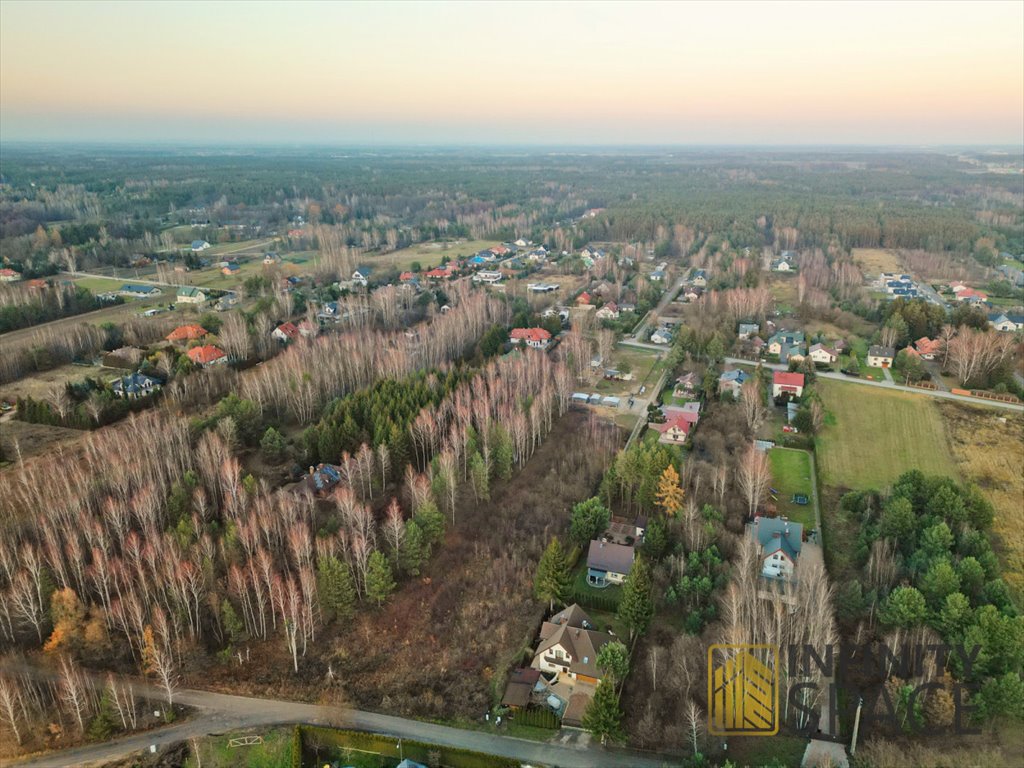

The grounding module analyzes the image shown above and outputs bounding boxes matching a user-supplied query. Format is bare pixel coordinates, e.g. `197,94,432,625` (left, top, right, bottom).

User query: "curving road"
4,685,672,768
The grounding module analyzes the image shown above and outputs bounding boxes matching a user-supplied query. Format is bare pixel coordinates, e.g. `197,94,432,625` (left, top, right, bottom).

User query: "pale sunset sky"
1,0,1021,145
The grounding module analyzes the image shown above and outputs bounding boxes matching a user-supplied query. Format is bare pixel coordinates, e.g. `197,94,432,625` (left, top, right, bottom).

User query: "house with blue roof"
352,266,373,286
718,368,751,398
111,373,161,400
751,516,803,580
291,464,343,497
119,284,162,297
191,240,211,252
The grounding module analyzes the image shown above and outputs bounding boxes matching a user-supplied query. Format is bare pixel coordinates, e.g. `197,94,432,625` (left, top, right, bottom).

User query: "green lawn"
768,448,816,528
73,275,139,294
815,379,958,490
570,561,622,609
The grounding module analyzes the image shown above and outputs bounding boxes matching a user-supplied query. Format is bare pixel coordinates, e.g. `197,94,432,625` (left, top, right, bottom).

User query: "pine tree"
400,520,428,576
655,465,685,516
493,425,514,479
87,688,117,741
582,679,623,744
414,500,446,547
469,452,490,501
535,538,571,611
365,550,397,608
617,556,654,642
221,598,245,645
317,555,356,622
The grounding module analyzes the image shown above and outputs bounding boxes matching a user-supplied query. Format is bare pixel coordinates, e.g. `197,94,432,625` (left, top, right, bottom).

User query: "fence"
569,586,620,613
295,725,519,768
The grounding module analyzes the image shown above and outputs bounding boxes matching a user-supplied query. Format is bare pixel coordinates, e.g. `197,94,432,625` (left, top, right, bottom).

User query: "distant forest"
1,146,1022,273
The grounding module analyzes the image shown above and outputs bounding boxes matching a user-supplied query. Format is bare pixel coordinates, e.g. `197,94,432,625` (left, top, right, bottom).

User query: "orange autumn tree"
655,465,685,516
44,587,85,656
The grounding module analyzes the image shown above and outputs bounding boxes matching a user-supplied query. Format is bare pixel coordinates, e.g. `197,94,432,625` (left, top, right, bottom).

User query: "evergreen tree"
569,497,611,547
469,451,490,501
400,520,428,576
618,556,654,642
582,679,623,744
317,555,356,622
596,641,630,687
493,425,514,480
260,427,288,462
414,500,446,547
87,689,117,741
535,538,571,611
221,598,245,645
365,550,397,608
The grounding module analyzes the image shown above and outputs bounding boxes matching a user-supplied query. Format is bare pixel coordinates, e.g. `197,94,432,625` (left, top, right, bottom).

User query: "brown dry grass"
852,247,902,274
0,418,85,465
0,362,106,402
938,402,1024,604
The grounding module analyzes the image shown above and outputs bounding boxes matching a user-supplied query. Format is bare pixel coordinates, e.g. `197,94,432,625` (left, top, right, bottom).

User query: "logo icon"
708,644,779,735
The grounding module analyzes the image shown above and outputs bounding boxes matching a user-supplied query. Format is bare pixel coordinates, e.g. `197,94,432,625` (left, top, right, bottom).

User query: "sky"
1,0,1022,146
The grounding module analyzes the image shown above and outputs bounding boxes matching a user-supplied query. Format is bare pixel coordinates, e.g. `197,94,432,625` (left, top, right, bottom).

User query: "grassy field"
368,239,500,271
852,247,901,274
768,448,816,528
815,380,958,490
0,362,107,401
183,728,292,768
72,275,140,294
938,402,1024,604
593,346,664,396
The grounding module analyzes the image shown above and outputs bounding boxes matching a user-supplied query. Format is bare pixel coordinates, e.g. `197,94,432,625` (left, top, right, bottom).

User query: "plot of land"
938,402,1024,603
592,346,664,397
815,379,958,490
183,728,293,768
767,448,816,528
852,247,901,274
0,418,85,464
0,362,107,401
368,240,501,272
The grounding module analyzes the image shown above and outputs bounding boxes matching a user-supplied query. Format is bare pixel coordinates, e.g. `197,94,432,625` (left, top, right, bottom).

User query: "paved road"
5,686,671,768
631,273,687,340
723,358,1024,412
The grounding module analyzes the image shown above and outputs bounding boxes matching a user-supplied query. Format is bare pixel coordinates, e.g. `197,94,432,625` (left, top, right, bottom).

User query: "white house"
867,345,895,368
772,371,805,399
988,313,1024,332
650,327,673,345
510,327,552,350
472,270,503,284
352,266,373,287
190,240,211,252
532,604,611,686
586,540,634,587
808,343,838,364
595,302,620,320
751,517,803,580
176,286,207,304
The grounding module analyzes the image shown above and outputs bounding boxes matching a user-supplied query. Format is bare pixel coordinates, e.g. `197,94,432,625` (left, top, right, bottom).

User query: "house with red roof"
772,371,805,398
510,327,552,350
166,324,209,343
0,268,22,282
187,345,228,367
913,338,941,360
272,322,300,343
575,291,592,306
398,271,416,282
595,302,620,320
424,264,456,280
955,288,988,303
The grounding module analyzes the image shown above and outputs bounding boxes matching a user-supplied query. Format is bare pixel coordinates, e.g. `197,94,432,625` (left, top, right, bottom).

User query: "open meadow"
938,402,1024,603
368,240,501,272
851,247,901,274
815,380,958,490
768,448,816,529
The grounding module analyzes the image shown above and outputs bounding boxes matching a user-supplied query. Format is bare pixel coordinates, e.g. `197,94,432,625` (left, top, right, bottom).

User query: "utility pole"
850,696,864,755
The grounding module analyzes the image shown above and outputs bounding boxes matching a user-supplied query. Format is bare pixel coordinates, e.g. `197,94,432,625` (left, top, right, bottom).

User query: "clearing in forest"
815,380,958,490
938,402,1024,603
851,247,901,274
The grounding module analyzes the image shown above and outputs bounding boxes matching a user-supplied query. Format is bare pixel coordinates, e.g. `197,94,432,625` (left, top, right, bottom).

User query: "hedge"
297,725,519,768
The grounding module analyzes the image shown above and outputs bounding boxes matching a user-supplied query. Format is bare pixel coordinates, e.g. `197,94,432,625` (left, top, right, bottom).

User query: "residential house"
690,269,708,288
472,270,503,284
489,244,510,257
914,337,942,359
111,373,161,400
290,464,343,497
767,331,806,357
650,326,673,345
682,286,703,302
119,283,162,298
618,302,636,314
808,343,838,365
988,312,1024,332
187,345,228,367
351,266,373,287
772,371,805,399
272,322,300,343
528,283,559,293
996,264,1024,288
595,302,620,320
191,240,211,252
955,288,988,304
176,286,207,304
510,327,552,350
650,261,668,282
575,291,592,306
751,516,804,580
737,322,760,339
0,268,22,282
398,271,417,283
673,372,698,398
166,324,208,343
500,668,543,710
867,345,896,368
262,252,281,265
771,256,795,272
532,606,610,696
424,264,456,280
718,369,750,398
221,262,241,276
586,540,634,588
650,403,701,444
526,247,548,262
